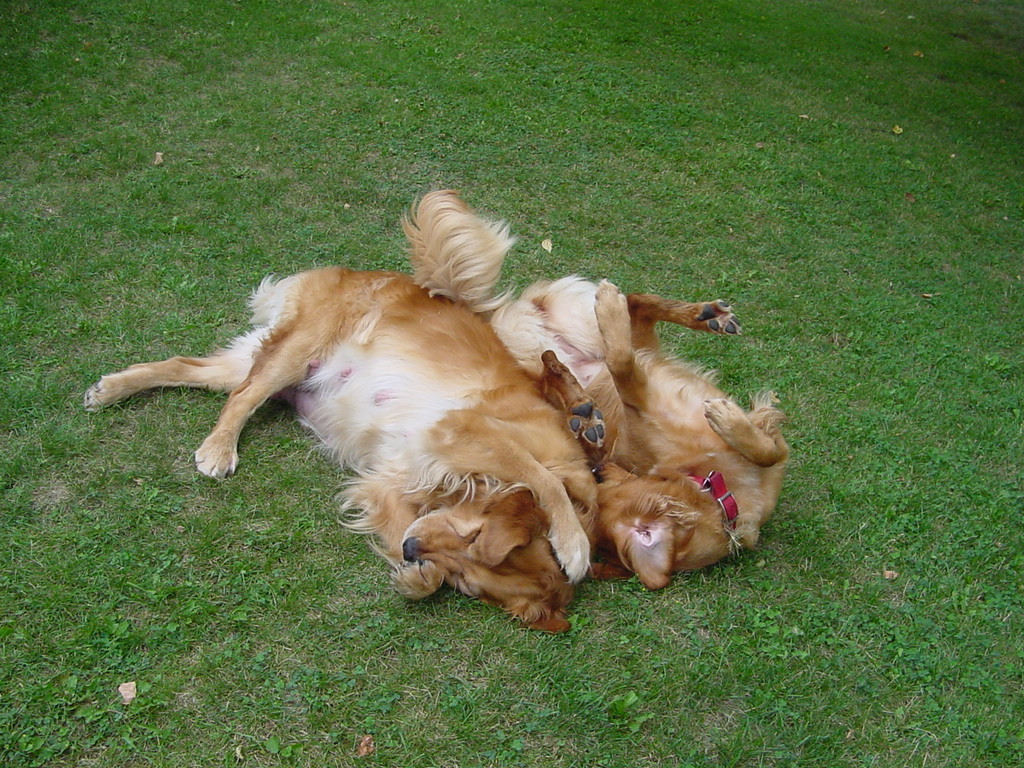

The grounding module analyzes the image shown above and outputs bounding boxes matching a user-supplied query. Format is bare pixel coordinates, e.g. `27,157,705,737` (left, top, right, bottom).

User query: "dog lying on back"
409,191,789,589
84,196,599,631
528,284,789,589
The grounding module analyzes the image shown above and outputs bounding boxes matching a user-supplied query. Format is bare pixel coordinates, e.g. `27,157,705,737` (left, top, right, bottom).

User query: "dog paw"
391,560,446,599
568,402,605,449
697,300,741,335
595,281,632,366
194,436,238,478
704,398,745,433
548,520,592,584
83,381,106,412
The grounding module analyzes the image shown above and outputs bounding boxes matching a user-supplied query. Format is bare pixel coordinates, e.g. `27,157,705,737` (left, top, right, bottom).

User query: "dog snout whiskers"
402,537,423,563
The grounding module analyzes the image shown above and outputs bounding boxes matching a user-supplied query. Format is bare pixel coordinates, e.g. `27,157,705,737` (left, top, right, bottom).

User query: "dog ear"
528,615,572,633
469,491,538,567
621,519,674,590
449,515,484,543
470,515,532,568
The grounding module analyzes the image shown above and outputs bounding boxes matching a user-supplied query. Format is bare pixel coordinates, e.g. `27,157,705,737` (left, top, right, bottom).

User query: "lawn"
1,0,1022,765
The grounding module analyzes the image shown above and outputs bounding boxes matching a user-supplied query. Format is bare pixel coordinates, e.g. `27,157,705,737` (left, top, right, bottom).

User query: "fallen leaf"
883,570,899,580
892,125,903,135
920,293,938,299
541,238,553,253
153,152,164,166
904,192,916,202
913,50,924,57
799,114,810,119
118,681,137,704
356,734,375,757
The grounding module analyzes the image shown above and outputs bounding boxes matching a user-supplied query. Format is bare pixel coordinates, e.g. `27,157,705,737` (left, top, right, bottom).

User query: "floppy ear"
449,515,484,542
469,492,539,567
528,615,572,633
470,516,533,568
620,519,674,590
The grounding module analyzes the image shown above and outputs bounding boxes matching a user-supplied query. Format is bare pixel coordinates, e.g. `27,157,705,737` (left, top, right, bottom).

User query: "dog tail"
404,190,514,314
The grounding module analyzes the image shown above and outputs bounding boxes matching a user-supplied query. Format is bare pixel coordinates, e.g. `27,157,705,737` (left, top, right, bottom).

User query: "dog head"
395,489,575,632
593,464,732,590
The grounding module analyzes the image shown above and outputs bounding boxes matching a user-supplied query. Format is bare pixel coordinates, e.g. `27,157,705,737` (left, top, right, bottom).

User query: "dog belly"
296,342,470,474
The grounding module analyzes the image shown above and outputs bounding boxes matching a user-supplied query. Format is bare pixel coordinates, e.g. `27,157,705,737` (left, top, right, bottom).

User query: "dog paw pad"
568,402,604,448
700,301,741,335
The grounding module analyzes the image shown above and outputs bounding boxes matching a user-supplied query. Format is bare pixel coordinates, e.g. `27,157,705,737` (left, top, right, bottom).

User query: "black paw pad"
571,403,594,418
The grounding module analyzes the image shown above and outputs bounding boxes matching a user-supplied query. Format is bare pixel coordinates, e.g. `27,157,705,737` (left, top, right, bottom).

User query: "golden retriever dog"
83,196,600,632
407,192,789,590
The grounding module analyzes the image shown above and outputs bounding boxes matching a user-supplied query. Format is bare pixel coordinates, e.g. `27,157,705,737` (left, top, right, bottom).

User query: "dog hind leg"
703,398,788,468
193,325,320,478
538,350,606,467
626,294,741,351
595,281,652,412
83,334,263,412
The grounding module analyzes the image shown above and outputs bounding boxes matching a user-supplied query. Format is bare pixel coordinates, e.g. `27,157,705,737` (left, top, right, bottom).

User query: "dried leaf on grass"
356,734,375,757
118,681,137,704
541,238,553,253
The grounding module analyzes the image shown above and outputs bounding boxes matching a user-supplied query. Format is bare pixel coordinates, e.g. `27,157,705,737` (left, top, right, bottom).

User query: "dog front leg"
194,328,313,478
429,418,592,583
595,281,652,412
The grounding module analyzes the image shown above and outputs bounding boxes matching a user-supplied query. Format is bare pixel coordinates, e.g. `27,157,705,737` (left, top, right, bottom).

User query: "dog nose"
402,537,422,562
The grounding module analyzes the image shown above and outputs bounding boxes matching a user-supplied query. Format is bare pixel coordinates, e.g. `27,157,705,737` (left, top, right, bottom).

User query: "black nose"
402,537,422,562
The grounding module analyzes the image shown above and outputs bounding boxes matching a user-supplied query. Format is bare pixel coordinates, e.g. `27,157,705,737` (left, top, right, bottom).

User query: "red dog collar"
690,471,739,528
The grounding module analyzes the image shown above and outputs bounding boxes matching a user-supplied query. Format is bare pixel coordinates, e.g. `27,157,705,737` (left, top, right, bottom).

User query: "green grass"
2,0,1022,765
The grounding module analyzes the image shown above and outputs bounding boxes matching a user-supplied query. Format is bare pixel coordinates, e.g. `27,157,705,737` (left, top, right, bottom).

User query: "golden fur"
491,280,788,589
84,195,599,631
405,192,789,589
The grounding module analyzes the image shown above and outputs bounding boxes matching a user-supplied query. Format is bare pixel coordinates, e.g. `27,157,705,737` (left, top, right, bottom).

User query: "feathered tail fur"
404,190,515,314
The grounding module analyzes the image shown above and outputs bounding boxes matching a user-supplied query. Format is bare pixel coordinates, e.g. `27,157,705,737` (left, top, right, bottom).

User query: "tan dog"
84,197,599,631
